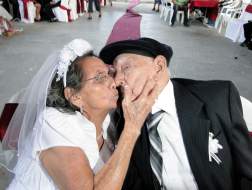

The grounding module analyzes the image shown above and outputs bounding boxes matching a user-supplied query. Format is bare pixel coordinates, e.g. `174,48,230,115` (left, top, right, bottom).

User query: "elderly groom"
99,37,252,190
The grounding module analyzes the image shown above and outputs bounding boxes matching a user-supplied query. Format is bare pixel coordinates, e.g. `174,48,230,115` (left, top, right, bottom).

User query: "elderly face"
77,56,118,112
113,53,157,100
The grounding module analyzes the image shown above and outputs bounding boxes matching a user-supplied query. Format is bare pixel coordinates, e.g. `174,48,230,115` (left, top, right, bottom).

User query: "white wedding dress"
7,107,113,190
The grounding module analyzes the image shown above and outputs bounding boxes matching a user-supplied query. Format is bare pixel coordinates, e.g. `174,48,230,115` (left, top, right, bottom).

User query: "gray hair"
46,51,95,113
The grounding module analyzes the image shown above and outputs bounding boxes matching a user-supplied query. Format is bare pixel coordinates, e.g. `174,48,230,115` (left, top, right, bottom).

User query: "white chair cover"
53,0,78,22
225,11,252,42
69,0,78,20
215,0,243,33
76,0,87,16
53,0,70,22
53,7,69,22
18,0,36,23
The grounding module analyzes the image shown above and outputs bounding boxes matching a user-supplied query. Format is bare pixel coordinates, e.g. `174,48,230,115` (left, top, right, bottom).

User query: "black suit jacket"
114,78,252,190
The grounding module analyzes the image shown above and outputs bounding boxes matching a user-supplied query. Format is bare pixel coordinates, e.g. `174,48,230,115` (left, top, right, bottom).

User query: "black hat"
99,37,173,66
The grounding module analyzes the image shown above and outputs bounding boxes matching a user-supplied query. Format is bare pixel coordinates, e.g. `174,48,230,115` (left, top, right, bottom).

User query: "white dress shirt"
151,80,198,190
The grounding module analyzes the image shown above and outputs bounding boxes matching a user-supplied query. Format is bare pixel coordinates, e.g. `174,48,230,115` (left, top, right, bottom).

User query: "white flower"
59,47,75,63
208,132,223,164
68,39,92,57
55,39,93,86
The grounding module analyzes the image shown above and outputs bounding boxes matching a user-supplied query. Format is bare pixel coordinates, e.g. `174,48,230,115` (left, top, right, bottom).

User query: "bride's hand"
122,78,160,135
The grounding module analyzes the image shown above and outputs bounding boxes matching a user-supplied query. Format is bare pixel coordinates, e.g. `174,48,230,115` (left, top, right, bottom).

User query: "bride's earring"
80,105,90,119
80,105,84,114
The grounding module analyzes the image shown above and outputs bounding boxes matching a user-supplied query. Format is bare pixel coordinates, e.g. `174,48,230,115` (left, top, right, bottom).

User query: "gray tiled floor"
0,2,252,189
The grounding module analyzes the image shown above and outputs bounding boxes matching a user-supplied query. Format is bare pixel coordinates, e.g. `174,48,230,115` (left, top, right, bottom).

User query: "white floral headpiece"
56,39,93,87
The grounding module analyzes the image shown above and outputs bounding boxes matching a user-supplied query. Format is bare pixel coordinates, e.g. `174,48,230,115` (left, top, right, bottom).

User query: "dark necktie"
147,110,165,187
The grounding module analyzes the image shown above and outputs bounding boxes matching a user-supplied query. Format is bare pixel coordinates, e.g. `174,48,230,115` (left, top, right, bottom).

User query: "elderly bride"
0,39,160,189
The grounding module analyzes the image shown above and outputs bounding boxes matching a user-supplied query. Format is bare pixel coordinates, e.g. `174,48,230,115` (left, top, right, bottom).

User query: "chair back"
0,104,18,141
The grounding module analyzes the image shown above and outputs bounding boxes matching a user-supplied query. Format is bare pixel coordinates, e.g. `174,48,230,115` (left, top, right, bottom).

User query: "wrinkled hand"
122,78,160,135
130,74,150,101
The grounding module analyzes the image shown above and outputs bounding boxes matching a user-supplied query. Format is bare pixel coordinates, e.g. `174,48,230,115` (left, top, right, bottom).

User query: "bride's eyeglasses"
84,66,116,84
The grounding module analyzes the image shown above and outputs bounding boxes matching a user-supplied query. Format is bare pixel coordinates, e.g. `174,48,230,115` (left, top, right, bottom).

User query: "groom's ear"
64,87,81,108
153,55,167,74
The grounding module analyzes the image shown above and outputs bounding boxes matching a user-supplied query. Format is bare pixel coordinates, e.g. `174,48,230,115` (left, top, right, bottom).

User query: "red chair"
0,103,18,141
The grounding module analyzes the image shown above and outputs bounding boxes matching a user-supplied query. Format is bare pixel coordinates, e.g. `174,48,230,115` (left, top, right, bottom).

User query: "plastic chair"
164,3,174,25
160,0,174,25
174,4,190,25
0,89,25,141
160,0,169,19
0,104,18,141
177,10,184,24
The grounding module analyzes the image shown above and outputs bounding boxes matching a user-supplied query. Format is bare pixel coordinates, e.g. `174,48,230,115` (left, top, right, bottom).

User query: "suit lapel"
172,80,213,189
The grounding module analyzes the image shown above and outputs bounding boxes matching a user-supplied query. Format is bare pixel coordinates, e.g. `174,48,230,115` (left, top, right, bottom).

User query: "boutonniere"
208,132,223,164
